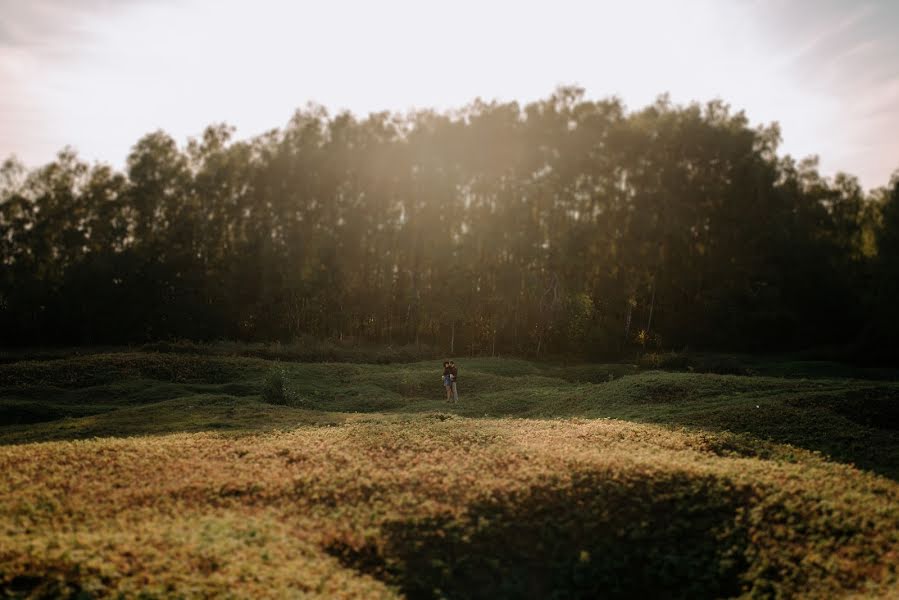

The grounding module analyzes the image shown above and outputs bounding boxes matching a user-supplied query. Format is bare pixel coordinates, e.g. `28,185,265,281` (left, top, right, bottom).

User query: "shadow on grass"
441,374,899,481
662,388,899,481
326,469,751,600
0,396,350,445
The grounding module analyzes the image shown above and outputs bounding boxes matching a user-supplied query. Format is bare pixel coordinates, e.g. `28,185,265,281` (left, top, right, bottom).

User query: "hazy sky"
1,0,897,188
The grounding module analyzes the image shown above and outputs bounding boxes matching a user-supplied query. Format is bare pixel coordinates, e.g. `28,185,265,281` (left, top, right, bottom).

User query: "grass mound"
329,469,750,599
0,353,266,388
789,387,899,431
3,354,899,479
2,353,899,597
2,420,896,598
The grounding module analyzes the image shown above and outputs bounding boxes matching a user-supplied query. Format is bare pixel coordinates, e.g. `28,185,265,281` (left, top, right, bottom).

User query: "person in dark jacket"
442,361,453,401
449,360,459,402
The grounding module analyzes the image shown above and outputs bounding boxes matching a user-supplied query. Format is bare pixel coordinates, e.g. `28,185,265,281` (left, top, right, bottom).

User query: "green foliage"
1,91,893,358
144,339,439,364
638,351,694,370
0,353,259,388
638,352,755,375
261,367,290,405
564,292,595,346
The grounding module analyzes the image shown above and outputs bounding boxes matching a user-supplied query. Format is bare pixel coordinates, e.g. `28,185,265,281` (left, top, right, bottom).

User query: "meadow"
1,351,898,598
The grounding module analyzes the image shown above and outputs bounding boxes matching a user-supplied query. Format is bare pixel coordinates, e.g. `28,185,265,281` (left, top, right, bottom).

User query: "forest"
2,87,898,360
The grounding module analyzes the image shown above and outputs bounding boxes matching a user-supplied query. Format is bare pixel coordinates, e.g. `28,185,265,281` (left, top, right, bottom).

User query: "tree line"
2,88,898,360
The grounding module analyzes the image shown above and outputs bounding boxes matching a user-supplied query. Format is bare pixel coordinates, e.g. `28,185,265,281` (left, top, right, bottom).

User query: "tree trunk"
406,302,412,339
450,320,455,355
624,301,633,339
646,279,656,333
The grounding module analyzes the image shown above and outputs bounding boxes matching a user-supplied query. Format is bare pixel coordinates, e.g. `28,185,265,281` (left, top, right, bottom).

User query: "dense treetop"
2,88,897,359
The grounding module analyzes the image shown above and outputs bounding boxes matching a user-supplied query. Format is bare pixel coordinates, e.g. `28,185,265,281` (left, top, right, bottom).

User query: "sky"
1,0,898,189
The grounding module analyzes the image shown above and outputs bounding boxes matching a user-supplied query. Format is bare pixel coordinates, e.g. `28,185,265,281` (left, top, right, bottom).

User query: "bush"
260,366,307,405
638,352,692,370
261,367,291,405
140,340,206,355
137,338,440,365
638,352,755,376
694,355,754,376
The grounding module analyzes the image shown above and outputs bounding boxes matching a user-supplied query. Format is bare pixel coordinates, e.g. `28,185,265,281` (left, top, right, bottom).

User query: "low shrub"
140,338,442,365
638,352,693,370
638,352,755,376
260,367,303,405
261,368,287,404
140,340,206,355
694,355,755,376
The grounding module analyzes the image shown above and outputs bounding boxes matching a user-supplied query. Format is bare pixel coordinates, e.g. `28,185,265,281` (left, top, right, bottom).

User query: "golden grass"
2,416,898,598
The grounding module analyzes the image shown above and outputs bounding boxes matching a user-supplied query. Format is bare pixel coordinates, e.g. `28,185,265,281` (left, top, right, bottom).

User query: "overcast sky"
1,0,897,188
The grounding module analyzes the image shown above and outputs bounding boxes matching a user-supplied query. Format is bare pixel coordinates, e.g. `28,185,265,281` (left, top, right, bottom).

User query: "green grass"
3,353,896,480
1,352,898,598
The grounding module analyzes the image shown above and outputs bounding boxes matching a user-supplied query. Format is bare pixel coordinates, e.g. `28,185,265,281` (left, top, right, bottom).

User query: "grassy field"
1,352,898,598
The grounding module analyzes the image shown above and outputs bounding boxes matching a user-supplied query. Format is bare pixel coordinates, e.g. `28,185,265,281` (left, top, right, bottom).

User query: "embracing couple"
442,360,459,403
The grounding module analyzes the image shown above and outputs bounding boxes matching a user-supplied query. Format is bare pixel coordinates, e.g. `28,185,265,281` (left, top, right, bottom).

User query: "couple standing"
442,360,459,402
